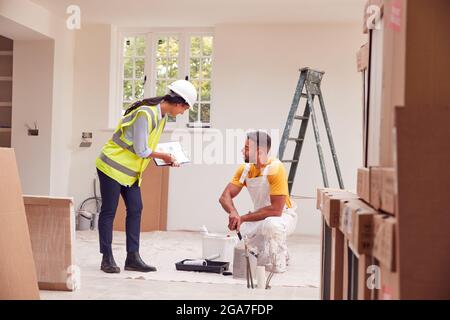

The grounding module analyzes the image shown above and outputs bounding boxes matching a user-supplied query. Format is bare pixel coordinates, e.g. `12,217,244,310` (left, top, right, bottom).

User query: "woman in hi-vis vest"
96,80,197,274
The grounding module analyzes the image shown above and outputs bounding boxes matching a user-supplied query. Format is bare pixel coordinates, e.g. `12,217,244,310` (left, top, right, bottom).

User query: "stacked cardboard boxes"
355,0,450,299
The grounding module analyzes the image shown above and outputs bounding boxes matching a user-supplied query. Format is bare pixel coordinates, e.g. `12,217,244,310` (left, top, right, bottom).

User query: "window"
189,36,213,125
154,35,179,123
116,30,214,129
122,35,146,113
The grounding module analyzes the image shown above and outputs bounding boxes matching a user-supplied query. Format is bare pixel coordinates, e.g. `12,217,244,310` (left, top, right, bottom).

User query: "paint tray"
175,259,230,274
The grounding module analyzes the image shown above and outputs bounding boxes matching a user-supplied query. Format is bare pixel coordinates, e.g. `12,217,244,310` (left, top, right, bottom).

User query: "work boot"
101,254,121,274
124,252,157,272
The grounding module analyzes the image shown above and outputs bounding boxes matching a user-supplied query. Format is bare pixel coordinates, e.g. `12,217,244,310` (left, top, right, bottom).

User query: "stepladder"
278,67,345,300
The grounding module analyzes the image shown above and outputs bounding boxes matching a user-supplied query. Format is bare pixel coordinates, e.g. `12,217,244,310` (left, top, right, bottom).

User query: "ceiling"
30,0,365,27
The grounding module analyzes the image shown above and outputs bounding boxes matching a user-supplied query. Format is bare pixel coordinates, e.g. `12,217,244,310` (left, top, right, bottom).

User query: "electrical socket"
28,129,39,136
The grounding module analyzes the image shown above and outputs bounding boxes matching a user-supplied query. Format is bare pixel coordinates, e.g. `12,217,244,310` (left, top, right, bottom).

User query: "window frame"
112,28,214,130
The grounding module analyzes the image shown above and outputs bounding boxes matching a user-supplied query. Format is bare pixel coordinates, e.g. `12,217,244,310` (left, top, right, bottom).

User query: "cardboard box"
316,188,346,210
24,196,76,291
363,0,384,34
395,106,450,299
330,228,344,300
369,167,383,209
114,161,169,231
356,43,369,72
321,192,359,228
357,254,375,300
342,239,350,300
378,264,399,300
341,200,376,255
380,168,396,215
367,0,450,167
357,168,370,203
0,148,40,300
372,214,396,272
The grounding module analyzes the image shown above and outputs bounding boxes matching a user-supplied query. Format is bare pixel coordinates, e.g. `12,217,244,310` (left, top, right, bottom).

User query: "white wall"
11,40,54,195
166,24,365,235
1,0,75,196
69,24,116,204
70,23,365,236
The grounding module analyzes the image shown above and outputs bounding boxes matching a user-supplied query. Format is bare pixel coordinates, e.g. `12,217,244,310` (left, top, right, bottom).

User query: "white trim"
0,51,13,56
0,77,12,81
0,102,12,107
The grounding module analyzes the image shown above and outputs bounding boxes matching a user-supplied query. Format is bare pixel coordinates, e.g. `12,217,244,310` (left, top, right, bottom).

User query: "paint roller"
183,259,208,266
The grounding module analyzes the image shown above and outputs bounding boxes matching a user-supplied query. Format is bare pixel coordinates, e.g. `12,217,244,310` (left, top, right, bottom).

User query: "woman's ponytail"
123,91,187,116
123,96,165,116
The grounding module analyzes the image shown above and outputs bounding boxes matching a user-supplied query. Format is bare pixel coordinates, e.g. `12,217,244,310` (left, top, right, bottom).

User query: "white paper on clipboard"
153,141,190,166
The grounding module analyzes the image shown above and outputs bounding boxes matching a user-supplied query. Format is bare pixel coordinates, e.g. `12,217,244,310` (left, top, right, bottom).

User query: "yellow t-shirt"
231,158,292,208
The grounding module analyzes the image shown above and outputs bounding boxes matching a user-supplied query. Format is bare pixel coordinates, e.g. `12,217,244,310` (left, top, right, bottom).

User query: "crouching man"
219,130,298,273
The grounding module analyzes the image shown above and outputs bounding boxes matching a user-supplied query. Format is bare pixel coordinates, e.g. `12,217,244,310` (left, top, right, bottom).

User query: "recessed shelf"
0,77,12,81
0,128,12,133
0,102,12,107
0,51,13,56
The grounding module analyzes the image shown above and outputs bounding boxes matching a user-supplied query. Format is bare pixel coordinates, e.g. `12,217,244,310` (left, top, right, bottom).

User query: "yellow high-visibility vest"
96,105,167,186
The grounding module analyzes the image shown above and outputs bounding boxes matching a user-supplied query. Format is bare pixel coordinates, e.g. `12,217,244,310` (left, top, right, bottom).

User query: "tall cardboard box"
0,148,40,300
357,168,370,203
114,161,169,231
378,262,399,300
24,196,76,291
367,0,450,167
395,106,450,299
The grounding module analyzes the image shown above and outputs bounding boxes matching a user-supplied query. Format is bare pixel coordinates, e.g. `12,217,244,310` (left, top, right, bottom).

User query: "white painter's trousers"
240,206,297,273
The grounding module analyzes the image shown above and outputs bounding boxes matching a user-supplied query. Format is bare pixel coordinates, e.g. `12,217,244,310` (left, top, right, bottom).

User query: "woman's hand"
150,152,181,167
163,153,180,167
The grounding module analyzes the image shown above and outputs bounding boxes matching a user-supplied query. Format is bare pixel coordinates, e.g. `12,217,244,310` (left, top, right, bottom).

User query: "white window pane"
201,103,211,123
168,37,179,57
189,103,199,123
202,57,212,79
201,80,211,101
156,80,167,96
135,58,145,79
124,37,135,57
156,58,168,79
124,58,133,78
191,79,200,101
123,80,133,101
135,80,144,99
136,36,146,56
156,37,168,57
168,58,178,79
190,58,200,79
190,36,201,57
202,36,213,56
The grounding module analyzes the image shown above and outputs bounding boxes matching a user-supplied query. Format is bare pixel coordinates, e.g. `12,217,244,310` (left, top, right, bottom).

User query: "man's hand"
228,211,244,231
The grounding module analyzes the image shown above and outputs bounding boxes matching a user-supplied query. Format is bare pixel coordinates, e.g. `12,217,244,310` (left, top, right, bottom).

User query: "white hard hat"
168,80,197,108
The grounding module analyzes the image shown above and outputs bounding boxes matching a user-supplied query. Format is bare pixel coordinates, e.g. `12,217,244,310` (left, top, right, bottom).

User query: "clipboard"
153,141,191,167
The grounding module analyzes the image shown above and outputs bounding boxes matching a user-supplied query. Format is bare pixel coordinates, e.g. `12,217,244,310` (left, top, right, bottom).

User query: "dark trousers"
97,169,143,255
